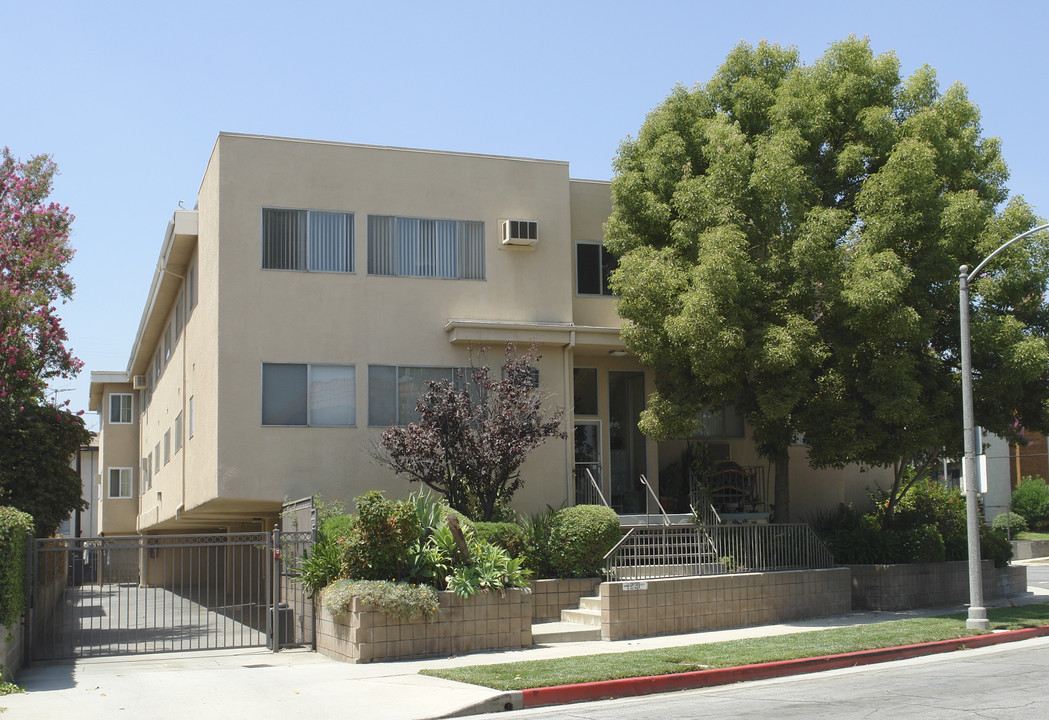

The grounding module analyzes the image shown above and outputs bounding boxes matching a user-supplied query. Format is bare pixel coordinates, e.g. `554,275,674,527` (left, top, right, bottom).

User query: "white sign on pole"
961,454,988,493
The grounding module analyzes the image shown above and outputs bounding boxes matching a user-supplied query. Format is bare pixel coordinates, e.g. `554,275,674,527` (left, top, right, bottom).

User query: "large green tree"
605,37,1049,522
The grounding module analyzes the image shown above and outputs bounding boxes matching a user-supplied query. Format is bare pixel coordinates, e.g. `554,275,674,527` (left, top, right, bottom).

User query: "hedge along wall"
0,506,34,679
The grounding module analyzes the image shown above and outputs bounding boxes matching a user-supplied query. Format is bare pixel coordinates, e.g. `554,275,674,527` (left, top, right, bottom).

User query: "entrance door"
609,370,646,513
574,421,603,505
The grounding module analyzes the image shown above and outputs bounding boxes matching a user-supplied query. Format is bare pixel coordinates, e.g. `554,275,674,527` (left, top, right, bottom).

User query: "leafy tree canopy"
0,403,90,537
605,37,1049,520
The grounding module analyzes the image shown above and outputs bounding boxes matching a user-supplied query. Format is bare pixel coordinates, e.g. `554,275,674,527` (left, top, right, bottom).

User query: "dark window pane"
573,368,598,415
576,243,601,295
262,363,307,425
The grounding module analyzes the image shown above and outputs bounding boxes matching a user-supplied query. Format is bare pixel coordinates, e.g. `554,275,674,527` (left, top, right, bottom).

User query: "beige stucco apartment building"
88,133,882,536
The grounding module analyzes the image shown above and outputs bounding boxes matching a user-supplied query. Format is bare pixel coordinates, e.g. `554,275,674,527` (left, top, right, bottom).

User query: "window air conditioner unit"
501,219,538,246
133,375,147,390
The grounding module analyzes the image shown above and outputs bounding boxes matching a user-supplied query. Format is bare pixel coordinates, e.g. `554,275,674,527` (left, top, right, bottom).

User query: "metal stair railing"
605,523,834,581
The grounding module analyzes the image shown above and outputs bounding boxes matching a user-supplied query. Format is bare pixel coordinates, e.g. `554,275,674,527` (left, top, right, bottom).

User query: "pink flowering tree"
0,147,82,413
0,148,89,535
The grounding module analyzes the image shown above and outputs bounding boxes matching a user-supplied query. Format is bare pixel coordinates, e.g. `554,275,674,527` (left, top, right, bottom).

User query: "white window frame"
164,430,171,464
109,393,133,424
154,443,160,473
108,467,133,499
261,363,357,427
142,457,151,492
188,396,195,438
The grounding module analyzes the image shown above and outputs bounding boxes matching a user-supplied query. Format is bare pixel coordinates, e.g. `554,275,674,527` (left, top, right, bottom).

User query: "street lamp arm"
967,223,1049,282
958,221,1049,631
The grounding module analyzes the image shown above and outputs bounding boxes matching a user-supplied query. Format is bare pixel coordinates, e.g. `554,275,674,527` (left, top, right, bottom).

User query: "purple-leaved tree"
377,345,565,521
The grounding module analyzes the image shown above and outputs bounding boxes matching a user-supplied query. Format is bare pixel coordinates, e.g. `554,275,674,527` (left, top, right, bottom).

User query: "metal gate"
28,529,314,661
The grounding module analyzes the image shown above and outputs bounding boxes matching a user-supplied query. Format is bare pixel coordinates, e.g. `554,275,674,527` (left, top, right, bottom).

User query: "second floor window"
367,216,484,279
263,208,354,273
576,241,618,296
109,394,132,424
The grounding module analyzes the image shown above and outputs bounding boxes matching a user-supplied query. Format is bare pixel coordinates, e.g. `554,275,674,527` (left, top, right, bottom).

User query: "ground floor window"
367,365,464,426
262,363,357,426
108,468,133,499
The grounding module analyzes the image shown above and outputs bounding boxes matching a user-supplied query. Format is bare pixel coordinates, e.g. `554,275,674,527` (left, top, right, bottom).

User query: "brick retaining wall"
599,568,851,641
315,588,532,663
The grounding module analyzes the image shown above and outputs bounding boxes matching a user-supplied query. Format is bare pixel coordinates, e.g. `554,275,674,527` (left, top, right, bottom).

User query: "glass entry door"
574,421,603,505
609,371,646,513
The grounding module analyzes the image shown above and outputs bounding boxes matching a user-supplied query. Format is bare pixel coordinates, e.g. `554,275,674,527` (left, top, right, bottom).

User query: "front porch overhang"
444,319,627,354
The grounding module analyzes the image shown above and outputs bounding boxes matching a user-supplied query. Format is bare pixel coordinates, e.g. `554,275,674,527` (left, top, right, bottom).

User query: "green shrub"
891,480,967,543
0,506,34,627
324,579,439,621
991,512,1028,534
474,522,526,557
1011,476,1049,530
319,514,355,542
339,491,422,581
980,527,1013,568
296,537,344,596
415,521,530,597
895,524,946,563
521,505,559,578
548,505,621,578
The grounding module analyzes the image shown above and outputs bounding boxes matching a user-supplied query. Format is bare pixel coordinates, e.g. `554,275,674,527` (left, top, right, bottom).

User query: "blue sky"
5,0,1048,430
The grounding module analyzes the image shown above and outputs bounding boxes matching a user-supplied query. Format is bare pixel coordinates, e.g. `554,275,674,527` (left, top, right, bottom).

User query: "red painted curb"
520,625,1049,709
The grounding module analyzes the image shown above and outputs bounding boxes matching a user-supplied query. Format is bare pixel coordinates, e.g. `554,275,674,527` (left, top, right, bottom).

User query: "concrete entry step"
531,621,602,643
560,608,601,627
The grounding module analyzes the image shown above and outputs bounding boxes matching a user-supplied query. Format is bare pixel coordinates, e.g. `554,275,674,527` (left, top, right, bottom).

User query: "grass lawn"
420,603,1049,690
1016,531,1049,541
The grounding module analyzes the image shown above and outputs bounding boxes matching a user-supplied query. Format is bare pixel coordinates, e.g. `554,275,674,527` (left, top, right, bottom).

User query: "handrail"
585,468,609,508
692,500,723,526
639,474,671,526
603,527,636,561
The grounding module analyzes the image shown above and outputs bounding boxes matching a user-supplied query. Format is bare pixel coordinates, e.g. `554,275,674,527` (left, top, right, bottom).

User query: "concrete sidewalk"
5,567,1048,720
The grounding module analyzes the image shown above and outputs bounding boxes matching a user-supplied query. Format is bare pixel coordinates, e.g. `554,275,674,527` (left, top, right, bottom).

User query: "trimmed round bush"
474,521,526,557
1011,476,1049,530
548,505,621,578
991,511,1028,534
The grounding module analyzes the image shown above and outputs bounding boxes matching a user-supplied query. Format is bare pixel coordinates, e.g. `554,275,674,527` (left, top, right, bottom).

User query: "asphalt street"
490,636,1049,720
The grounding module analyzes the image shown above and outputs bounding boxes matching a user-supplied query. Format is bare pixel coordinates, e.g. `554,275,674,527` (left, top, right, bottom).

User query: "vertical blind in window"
367,215,484,279
263,209,354,272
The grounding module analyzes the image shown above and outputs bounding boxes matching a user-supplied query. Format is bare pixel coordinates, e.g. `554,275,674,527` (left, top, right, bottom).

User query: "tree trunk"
773,446,790,524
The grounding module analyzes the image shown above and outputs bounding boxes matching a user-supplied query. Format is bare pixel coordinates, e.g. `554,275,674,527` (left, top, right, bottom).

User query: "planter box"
531,578,600,622
1011,539,1049,561
315,588,532,663
848,561,1028,611
599,568,851,641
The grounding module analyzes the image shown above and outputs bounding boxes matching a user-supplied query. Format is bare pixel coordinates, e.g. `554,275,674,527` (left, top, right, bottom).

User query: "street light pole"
959,222,1048,631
